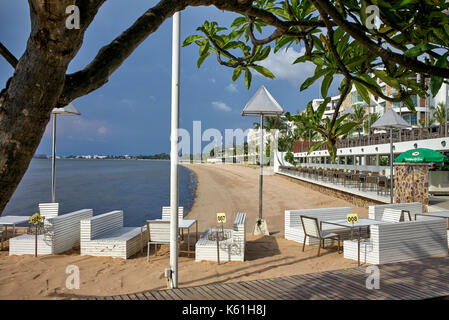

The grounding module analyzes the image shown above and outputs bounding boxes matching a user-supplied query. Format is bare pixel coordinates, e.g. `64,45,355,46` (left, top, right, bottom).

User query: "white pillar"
169,11,180,289
51,114,57,203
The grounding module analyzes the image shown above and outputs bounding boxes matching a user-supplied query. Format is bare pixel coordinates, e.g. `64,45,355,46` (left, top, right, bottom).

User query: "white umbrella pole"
390,128,393,204
445,85,448,136
169,11,180,289
51,114,57,203
259,114,263,221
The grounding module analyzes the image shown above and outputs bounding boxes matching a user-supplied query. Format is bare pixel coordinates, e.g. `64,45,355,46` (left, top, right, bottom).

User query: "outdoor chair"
300,215,341,257
146,220,177,263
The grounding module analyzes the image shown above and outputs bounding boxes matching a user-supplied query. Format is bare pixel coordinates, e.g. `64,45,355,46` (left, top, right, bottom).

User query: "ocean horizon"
2,159,197,226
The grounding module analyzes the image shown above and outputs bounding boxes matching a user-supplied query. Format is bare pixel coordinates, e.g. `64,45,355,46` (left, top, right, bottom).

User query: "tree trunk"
0,1,97,214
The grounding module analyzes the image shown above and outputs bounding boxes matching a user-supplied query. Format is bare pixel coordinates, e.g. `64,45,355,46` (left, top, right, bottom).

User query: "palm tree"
432,103,447,134
363,112,380,135
350,105,366,137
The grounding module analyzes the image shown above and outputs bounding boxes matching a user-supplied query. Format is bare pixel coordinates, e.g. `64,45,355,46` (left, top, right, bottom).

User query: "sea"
2,159,197,226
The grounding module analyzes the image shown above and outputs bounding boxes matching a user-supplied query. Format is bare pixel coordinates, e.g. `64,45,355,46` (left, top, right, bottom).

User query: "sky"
0,0,340,156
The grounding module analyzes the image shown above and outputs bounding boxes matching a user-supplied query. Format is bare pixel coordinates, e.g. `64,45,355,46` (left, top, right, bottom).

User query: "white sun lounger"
80,210,146,259
9,209,93,256
195,212,246,262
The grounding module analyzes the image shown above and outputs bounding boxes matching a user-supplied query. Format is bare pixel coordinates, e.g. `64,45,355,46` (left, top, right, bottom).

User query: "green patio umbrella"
395,148,449,163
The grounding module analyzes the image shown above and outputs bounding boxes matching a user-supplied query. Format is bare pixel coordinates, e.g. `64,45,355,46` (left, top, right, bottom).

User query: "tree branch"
312,0,449,79
0,42,18,68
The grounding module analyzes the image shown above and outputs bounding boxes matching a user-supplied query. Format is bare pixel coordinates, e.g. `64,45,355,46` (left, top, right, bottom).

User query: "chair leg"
317,242,321,257
302,235,306,252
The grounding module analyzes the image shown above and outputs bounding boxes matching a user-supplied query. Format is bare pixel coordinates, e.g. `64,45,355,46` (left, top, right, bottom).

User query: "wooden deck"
95,256,449,300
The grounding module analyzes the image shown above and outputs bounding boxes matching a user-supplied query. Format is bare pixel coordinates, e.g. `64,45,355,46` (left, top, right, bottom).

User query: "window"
351,91,363,104
381,86,386,94
403,114,417,126
393,102,401,109
411,95,417,107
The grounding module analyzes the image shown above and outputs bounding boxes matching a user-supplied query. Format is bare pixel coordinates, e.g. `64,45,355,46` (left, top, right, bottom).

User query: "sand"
0,164,367,300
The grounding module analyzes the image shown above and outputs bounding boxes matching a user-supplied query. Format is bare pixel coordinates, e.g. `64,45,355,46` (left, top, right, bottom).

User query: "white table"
156,219,198,257
0,216,30,250
321,218,388,266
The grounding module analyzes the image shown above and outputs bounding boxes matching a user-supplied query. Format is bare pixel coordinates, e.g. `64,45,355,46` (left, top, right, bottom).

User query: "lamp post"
51,103,80,203
372,109,410,203
169,11,181,289
242,86,284,235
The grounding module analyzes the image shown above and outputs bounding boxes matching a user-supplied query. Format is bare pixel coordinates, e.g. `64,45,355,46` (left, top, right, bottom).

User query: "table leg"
358,227,361,267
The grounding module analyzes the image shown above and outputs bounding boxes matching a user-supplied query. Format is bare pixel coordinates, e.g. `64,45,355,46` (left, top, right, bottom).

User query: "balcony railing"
294,125,449,153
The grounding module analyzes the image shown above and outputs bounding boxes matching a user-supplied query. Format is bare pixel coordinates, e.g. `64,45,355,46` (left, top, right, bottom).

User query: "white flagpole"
169,11,180,289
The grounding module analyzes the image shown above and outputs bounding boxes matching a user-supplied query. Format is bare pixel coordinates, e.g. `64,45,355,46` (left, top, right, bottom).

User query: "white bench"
80,210,146,259
285,207,352,245
195,212,246,262
9,209,93,256
162,206,184,221
343,217,448,264
368,202,422,221
39,203,59,219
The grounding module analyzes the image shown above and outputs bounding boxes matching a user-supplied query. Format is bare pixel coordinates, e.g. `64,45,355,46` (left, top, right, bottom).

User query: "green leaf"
404,43,438,58
197,52,213,68
354,81,370,104
321,73,333,98
430,52,448,96
232,67,242,82
182,35,203,47
308,140,327,154
245,68,252,89
250,65,275,79
403,96,416,114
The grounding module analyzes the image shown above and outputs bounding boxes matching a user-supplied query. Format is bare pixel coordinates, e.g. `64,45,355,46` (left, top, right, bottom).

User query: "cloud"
120,98,134,107
209,78,216,84
226,83,238,93
211,101,232,112
43,117,110,139
258,47,315,85
97,126,108,135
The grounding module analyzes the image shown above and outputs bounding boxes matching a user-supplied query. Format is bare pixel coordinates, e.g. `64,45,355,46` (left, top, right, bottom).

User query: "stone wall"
394,164,429,212
276,173,384,208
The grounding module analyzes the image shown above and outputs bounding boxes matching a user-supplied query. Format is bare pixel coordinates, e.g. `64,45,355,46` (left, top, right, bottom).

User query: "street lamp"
51,103,81,203
372,108,410,203
242,85,284,235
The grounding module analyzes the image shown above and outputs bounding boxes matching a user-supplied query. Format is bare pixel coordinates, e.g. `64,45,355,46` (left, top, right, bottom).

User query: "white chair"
195,212,246,262
39,203,59,219
146,220,178,263
285,207,351,245
300,215,341,257
368,202,421,221
161,206,184,221
381,208,412,223
9,209,93,256
343,217,448,264
80,210,145,259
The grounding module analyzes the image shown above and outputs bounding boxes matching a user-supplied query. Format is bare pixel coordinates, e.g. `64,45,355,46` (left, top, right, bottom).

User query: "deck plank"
98,256,449,300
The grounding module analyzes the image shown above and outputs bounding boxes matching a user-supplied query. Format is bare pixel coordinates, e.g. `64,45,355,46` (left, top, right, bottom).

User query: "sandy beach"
0,164,367,299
